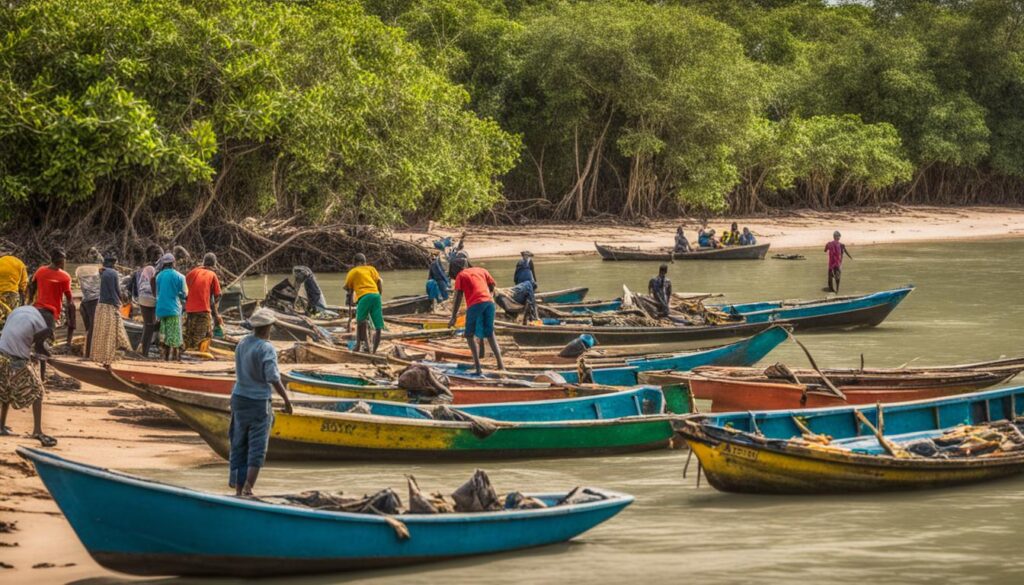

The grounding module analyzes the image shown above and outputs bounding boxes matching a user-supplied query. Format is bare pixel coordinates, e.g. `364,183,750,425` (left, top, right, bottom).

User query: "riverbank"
0,382,217,582
397,205,1024,259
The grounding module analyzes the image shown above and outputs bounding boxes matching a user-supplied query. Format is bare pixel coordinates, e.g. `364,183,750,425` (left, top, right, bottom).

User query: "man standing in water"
648,264,673,318
448,258,505,374
825,231,853,293
230,308,292,496
344,254,384,353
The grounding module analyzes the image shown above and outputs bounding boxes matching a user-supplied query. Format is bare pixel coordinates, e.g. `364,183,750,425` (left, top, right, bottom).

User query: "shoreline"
396,205,1024,260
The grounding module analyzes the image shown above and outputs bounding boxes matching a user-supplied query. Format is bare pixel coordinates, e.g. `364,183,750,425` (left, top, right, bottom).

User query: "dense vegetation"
2,0,1024,262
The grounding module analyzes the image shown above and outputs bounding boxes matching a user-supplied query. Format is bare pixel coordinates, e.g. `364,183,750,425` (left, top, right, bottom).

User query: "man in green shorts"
344,253,384,353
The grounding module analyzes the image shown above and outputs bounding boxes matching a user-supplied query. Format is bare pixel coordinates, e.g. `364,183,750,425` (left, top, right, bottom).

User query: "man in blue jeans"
230,308,293,496
447,258,505,375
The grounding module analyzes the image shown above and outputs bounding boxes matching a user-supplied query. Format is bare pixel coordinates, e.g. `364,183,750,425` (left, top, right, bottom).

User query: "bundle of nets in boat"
261,469,608,527
900,419,1024,458
671,299,738,326
590,314,665,327
397,364,452,403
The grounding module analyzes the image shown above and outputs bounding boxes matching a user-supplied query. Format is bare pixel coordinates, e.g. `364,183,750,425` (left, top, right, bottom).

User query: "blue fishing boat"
677,385,1024,493
436,325,789,387
537,286,589,304
713,286,914,330
19,447,633,576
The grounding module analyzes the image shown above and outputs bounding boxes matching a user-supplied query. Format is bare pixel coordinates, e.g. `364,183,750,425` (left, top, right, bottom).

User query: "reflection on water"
139,239,1024,584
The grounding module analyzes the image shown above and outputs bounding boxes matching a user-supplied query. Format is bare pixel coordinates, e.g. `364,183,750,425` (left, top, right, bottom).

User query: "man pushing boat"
230,308,293,497
448,257,505,375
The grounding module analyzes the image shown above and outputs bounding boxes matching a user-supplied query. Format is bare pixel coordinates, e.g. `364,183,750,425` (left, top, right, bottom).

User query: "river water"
142,239,1024,584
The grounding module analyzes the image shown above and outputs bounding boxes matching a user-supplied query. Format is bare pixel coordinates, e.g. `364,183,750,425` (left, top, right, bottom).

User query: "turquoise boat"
713,286,914,330
678,385,1024,493
19,447,633,576
435,325,789,386
537,286,588,304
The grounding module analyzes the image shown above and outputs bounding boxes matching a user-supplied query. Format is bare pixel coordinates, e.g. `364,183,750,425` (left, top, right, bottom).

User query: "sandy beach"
4,204,1024,583
398,205,1024,259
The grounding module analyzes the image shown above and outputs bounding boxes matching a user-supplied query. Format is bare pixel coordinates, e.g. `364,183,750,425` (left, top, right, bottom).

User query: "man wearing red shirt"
28,248,75,348
183,253,223,352
824,231,853,293
447,258,505,375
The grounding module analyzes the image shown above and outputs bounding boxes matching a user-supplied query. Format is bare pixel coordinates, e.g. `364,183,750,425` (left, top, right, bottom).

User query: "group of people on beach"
674,222,757,253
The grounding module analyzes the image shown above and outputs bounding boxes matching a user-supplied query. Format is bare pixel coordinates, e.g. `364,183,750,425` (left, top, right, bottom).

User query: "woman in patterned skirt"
89,253,131,365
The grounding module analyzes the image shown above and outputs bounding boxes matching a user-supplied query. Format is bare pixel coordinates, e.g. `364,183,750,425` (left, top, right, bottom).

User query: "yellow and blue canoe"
677,385,1024,494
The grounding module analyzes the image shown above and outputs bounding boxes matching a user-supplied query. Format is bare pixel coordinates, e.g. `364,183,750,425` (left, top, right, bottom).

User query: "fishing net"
397,364,453,403
429,405,499,438
451,469,502,512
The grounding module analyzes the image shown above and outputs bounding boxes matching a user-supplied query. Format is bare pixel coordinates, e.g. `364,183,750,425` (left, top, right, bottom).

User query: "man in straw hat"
230,308,293,496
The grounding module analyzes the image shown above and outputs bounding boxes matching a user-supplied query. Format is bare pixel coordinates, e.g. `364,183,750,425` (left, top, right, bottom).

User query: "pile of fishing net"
901,419,1024,458
260,470,610,539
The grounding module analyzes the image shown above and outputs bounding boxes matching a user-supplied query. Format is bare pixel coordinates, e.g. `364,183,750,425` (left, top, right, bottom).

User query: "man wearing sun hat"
229,308,293,497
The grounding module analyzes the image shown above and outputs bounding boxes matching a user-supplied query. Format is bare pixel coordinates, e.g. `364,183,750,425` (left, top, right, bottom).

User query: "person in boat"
0,304,57,447
425,251,450,303
513,251,536,286
739,227,757,246
183,253,223,353
291,266,328,315
448,257,505,375
152,253,187,361
721,223,741,246
0,250,28,324
648,264,673,318
824,230,853,293
698,229,721,249
89,253,131,365
674,227,692,253
508,279,539,323
28,248,75,349
229,308,293,497
129,245,163,356
344,253,384,353
74,248,104,357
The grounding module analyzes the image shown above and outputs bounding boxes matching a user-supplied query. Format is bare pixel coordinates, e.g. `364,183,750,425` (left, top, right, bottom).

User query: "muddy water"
138,240,1024,584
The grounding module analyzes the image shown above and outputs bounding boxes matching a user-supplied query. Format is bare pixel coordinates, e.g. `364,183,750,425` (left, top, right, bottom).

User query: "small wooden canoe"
711,286,915,330
536,287,589,304
20,447,633,577
676,385,1024,493
139,385,687,461
644,358,1024,411
595,242,770,261
500,320,774,348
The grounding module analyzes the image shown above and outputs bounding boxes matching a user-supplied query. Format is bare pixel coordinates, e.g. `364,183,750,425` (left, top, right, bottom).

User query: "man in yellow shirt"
344,253,384,353
0,252,29,322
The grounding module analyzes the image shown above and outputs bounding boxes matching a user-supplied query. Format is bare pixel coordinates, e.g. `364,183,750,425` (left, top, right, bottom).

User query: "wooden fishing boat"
595,242,770,261
327,294,435,317
676,386,1024,493
19,447,633,577
536,287,588,304
642,357,1024,411
430,326,790,386
47,358,620,406
139,385,687,461
501,320,774,348
711,286,914,330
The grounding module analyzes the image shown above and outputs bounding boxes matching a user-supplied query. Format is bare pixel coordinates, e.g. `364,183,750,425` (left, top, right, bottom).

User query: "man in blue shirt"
152,254,187,361
425,251,450,303
230,308,293,496
513,250,536,286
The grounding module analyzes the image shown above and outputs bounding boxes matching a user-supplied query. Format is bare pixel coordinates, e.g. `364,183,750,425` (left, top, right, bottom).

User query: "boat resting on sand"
46,358,630,406
676,385,1024,493
643,357,1024,411
137,384,687,461
711,286,914,331
19,447,632,577
595,242,770,261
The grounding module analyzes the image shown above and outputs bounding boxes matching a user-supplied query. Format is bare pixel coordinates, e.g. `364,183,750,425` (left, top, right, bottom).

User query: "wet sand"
397,205,1024,259
0,381,218,583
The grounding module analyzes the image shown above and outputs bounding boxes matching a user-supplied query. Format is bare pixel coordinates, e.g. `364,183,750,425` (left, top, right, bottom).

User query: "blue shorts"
464,301,495,339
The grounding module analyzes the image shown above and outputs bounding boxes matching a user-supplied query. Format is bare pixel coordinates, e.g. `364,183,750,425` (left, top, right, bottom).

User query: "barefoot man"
825,231,853,293
448,257,505,375
230,308,292,496
0,305,57,447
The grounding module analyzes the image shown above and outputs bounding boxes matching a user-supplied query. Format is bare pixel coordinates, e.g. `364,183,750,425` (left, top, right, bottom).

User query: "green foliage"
0,0,517,230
